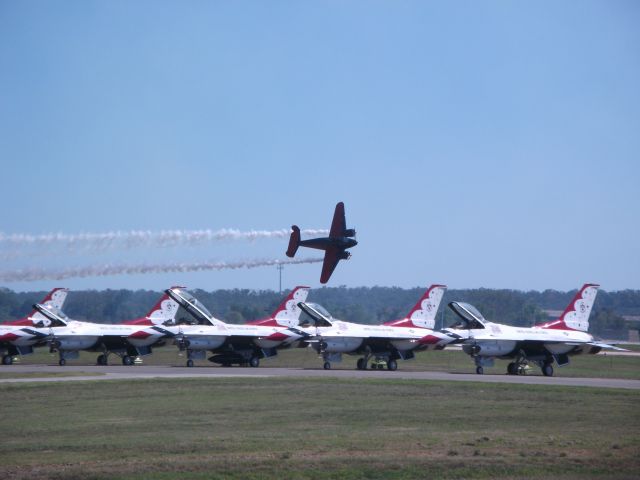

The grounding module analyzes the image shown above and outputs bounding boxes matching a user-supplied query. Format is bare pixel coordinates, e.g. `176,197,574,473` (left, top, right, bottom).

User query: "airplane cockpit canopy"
32,303,68,327
298,302,333,327
447,302,486,329
166,288,215,324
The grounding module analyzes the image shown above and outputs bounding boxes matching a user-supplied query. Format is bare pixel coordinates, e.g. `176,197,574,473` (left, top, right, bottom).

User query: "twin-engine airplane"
286,202,357,284
164,286,310,367
32,290,181,365
297,284,453,370
0,288,69,365
445,283,627,376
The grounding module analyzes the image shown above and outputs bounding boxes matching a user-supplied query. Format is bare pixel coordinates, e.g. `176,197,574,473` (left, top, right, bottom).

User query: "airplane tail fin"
285,225,301,257
23,288,69,326
384,284,447,328
145,288,182,325
246,286,310,327
536,283,599,332
271,286,310,327
406,284,447,329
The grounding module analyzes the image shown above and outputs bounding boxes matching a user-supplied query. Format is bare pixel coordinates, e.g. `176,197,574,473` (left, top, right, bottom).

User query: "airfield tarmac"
2,364,639,389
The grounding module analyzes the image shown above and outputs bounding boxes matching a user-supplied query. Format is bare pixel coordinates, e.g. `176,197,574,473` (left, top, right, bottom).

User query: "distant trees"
0,285,638,339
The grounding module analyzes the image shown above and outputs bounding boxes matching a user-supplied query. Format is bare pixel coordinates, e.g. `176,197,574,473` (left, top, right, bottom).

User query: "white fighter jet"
0,288,69,365
444,283,627,376
164,286,310,367
33,289,181,366
297,284,452,370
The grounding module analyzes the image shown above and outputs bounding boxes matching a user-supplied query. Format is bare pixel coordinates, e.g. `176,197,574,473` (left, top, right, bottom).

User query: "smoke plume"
0,257,324,282
0,228,327,252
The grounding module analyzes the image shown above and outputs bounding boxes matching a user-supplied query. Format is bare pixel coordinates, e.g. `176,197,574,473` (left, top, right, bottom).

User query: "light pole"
277,263,284,294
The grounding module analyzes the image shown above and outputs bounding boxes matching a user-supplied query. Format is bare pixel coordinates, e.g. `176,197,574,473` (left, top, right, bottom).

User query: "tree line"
1,286,637,339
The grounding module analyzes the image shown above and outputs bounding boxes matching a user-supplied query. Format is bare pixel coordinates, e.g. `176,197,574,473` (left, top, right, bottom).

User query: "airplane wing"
320,247,341,284
584,342,628,351
329,202,346,238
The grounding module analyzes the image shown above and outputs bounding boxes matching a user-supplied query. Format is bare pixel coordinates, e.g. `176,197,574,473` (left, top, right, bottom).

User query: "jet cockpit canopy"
447,302,486,329
32,303,69,327
165,288,217,325
297,302,333,327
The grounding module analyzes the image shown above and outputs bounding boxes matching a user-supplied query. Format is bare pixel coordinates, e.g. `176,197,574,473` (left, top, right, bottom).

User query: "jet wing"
329,202,346,238
320,247,341,284
585,342,628,351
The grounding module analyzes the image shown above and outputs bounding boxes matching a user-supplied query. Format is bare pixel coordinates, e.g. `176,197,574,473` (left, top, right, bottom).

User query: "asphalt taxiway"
1,364,639,390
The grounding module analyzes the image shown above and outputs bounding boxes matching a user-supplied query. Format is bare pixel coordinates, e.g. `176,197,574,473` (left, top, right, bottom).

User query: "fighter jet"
32,289,181,366
297,285,452,370
0,288,68,365
164,286,310,367
444,283,627,376
286,201,357,284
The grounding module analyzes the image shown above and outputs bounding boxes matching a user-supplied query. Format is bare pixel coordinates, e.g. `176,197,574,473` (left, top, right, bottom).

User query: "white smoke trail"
0,257,324,282
0,228,328,258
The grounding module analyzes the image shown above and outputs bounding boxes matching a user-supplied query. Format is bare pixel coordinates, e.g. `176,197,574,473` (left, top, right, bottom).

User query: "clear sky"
1,1,639,293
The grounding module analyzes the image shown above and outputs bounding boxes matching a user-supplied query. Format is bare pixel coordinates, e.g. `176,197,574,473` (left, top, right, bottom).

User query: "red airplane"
286,202,357,284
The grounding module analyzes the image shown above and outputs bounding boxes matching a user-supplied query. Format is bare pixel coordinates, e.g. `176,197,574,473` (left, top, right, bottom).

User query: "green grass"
0,371,104,379
12,344,640,380
620,343,640,352
0,377,638,479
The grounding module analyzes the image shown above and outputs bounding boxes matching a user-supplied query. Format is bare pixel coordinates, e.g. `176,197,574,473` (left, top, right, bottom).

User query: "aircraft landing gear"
2,354,13,365
476,366,484,375
507,363,528,375
186,359,194,368
356,358,367,370
122,355,134,366
386,359,398,371
97,354,108,366
59,358,66,366
542,362,554,377
323,361,331,370
249,356,260,368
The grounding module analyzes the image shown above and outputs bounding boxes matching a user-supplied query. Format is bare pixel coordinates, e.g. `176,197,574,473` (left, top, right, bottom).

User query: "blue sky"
1,1,639,292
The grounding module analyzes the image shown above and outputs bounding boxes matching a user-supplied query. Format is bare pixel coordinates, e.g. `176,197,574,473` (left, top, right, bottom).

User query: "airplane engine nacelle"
51,336,98,351
338,251,351,260
344,229,356,237
321,337,363,353
463,340,516,357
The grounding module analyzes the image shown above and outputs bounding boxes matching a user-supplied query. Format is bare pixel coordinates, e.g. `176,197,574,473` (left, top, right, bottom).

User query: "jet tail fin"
536,283,599,332
23,288,69,326
286,225,301,257
145,288,181,324
270,286,310,327
124,288,183,325
246,286,311,327
385,284,447,328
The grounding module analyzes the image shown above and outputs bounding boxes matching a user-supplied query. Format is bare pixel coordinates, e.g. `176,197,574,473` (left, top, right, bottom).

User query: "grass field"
11,344,640,380
0,371,104,379
0,377,638,480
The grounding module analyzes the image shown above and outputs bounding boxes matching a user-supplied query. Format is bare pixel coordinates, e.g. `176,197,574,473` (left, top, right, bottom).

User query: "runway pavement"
1,364,639,390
